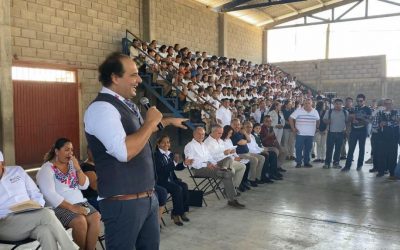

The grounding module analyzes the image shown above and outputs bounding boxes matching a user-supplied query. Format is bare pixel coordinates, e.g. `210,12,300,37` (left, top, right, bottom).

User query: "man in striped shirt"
289,99,320,168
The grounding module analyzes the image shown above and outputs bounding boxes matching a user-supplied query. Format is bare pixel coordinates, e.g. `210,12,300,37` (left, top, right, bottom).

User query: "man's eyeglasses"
356,99,364,102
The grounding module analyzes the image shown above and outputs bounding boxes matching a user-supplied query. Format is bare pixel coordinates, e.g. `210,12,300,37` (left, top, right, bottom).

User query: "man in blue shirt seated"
0,152,77,249
230,118,264,187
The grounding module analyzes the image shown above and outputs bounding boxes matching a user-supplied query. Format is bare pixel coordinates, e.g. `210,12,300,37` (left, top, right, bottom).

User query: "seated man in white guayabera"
0,151,77,250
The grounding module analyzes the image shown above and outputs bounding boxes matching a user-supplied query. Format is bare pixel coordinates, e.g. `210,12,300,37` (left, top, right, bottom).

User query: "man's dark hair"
98,52,129,87
356,94,366,100
345,97,353,101
334,98,343,103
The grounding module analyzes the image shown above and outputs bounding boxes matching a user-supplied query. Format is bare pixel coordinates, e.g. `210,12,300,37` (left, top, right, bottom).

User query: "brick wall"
385,77,400,105
151,0,219,55
276,55,388,103
6,0,264,158
226,15,263,64
11,0,140,68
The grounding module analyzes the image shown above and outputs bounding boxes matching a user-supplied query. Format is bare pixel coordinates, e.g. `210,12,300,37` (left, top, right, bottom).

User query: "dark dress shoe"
356,165,363,171
376,172,384,177
303,163,313,168
341,167,350,172
261,178,274,183
256,179,267,184
295,164,302,168
369,168,377,173
249,181,258,187
244,184,251,190
171,215,183,226
278,167,287,172
271,175,283,180
181,213,190,222
228,200,245,208
238,185,246,192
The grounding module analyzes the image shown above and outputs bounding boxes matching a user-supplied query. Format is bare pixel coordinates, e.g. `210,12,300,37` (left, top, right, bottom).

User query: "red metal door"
13,81,79,167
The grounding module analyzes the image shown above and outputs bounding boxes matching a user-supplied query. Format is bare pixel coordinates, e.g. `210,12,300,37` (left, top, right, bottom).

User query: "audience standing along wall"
275,55,400,102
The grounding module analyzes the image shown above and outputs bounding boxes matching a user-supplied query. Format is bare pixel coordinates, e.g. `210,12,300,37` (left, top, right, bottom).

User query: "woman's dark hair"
156,135,170,149
221,125,234,140
270,101,280,111
98,52,129,87
44,138,72,162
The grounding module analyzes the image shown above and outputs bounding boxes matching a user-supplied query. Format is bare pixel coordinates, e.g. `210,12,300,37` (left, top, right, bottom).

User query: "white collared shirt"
184,139,214,169
0,166,45,218
254,108,269,124
216,106,232,126
247,134,263,154
0,150,3,162
36,161,89,208
204,136,227,162
158,148,178,166
84,87,133,162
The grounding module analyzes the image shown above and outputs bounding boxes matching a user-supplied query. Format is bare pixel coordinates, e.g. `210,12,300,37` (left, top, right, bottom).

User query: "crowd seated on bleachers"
129,39,313,131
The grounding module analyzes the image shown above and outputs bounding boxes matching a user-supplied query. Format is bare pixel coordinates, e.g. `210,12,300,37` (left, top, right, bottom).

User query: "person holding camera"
342,94,372,172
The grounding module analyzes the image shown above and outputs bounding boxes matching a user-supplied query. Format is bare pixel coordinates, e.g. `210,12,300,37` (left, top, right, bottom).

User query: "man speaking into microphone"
84,52,187,250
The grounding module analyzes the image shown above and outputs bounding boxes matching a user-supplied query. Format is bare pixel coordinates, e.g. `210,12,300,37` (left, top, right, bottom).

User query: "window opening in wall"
12,66,76,83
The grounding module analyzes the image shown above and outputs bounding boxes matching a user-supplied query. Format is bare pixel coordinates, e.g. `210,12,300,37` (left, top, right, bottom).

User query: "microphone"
140,97,164,130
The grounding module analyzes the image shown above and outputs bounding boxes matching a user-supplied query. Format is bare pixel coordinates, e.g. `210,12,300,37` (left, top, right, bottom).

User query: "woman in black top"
154,135,192,226
80,148,99,211
314,101,328,163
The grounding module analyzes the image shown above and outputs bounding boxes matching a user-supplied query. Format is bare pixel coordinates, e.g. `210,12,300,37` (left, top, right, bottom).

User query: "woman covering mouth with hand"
36,138,101,250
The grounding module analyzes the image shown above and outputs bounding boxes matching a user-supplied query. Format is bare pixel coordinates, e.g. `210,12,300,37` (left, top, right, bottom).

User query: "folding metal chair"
98,234,105,250
0,238,40,250
187,167,226,206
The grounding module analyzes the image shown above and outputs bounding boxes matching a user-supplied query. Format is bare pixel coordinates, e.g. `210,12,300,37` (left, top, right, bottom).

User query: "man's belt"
106,190,154,201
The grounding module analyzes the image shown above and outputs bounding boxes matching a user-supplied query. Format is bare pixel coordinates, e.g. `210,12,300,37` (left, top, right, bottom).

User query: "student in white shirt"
0,155,77,249
204,125,246,190
289,99,320,168
215,98,232,126
254,99,269,124
36,138,101,250
184,127,245,208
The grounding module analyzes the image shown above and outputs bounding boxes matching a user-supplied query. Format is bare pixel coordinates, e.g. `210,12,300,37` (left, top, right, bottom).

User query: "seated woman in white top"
0,152,77,249
36,138,101,250
220,125,251,192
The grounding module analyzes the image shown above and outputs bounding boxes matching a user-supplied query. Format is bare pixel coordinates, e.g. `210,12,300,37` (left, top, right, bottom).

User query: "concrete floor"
3,142,400,250
160,144,400,250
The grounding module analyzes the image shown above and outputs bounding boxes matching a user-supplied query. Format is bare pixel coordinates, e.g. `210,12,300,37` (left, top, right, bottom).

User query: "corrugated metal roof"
194,0,358,28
